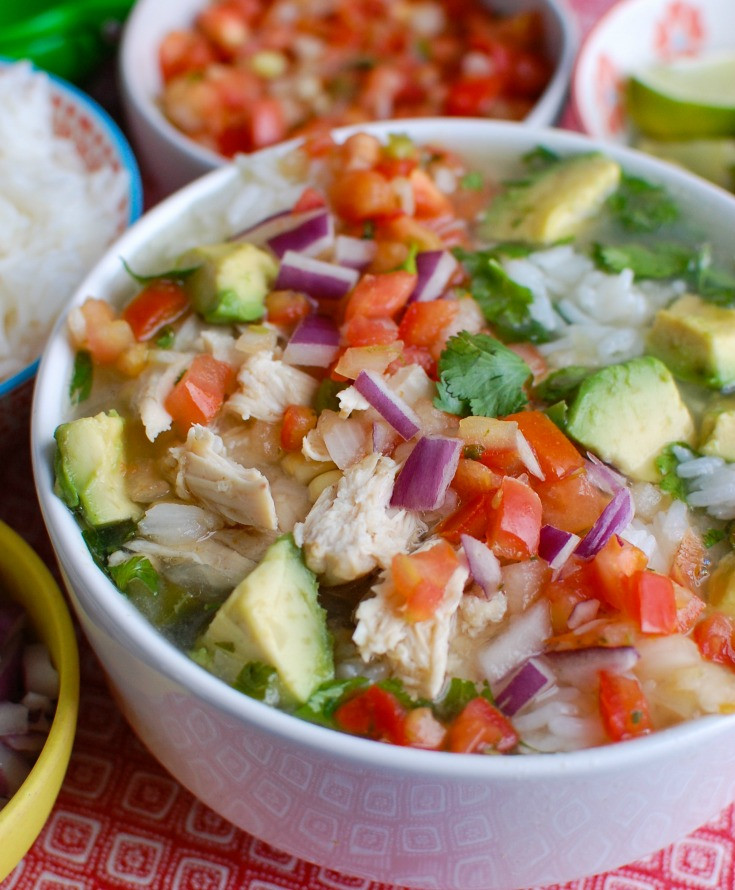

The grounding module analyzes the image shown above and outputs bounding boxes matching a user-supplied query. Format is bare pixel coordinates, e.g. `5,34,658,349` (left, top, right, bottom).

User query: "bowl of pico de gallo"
118,0,577,196
31,116,735,889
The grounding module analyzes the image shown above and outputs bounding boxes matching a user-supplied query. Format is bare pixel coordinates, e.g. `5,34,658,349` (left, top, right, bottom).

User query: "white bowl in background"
118,0,577,197
31,117,735,890
572,0,735,143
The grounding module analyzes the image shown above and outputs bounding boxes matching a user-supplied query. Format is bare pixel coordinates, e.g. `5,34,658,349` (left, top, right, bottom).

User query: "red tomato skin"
598,671,652,742
445,697,518,753
504,410,584,480
630,570,678,635
436,493,490,545
164,354,234,431
532,470,611,535
588,535,648,612
280,404,317,451
392,540,459,622
344,271,417,320
334,685,408,745
486,476,542,561
121,280,190,341
343,314,399,347
398,300,457,348
693,613,735,668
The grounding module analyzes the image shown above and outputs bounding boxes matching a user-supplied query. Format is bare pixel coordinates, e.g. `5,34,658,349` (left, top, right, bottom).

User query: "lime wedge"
636,136,735,191
626,53,735,140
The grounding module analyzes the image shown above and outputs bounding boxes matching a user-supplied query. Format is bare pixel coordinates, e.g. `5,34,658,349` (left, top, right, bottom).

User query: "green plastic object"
0,0,135,83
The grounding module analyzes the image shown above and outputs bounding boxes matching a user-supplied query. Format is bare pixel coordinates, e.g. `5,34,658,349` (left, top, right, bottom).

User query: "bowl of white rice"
0,60,142,448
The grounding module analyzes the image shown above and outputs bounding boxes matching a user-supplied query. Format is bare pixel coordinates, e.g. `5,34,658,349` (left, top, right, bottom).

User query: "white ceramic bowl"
118,0,577,197
0,61,143,450
572,0,735,144
31,118,735,890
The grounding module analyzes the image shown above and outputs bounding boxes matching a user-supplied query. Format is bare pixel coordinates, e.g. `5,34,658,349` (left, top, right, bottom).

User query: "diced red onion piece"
515,430,545,480
267,209,334,258
0,740,31,798
283,315,340,367
538,525,581,572
567,599,600,630
275,250,359,300
390,435,461,511
493,656,554,716
585,452,627,494
477,599,551,684
0,702,28,736
545,645,639,691
460,534,501,597
230,207,291,244
354,370,421,441
22,643,59,699
372,420,397,454
575,488,634,560
334,235,377,270
410,250,459,302
321,417,367,470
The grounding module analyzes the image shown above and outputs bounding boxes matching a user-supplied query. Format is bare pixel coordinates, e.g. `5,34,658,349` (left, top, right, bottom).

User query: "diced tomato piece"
164,354,234,432
292,187,327,213
265,290,312,327
543,560,599,634
159,30,217,81
478,444,526,477
121,280,190,341
587,535,648,612
444,75,504,116
329,169,399,223
398,300,457,348
532,469,612,535
670,529,709,592
693,613,735,669
628,570,677,635
445,697,518,754
78,298,135,365
248,97,286,150
547,619,637,652
598,671,652,742
409,168,454,218
344,271,417,321
674,583,706,634
280,404,317,451
196,2,250,55
392,540,460,622
486,476,542,562
436,493,489,544
507,48,554,99
451,457,502,501
334,685,407,745
386,344,437,378
504,410,584,480
343,314,399,347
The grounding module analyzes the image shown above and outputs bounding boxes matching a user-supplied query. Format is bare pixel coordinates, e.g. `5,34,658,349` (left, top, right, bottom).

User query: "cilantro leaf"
82,520,137,570
703,528,726,548
109,555,159,594
433,678,494,722
690,245,735,307
122,257,199,285
233,662,282,705
533,365,590,404
606,174,680,233
293,677,369,727
453,248,551,343
434,331,531,418
655,444,689,501
69,350,93,405
592,241,693,279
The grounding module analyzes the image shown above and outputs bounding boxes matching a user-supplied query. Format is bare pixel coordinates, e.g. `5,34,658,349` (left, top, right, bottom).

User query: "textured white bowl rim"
0,60,144,400
32,116,735,782
120,0,579,176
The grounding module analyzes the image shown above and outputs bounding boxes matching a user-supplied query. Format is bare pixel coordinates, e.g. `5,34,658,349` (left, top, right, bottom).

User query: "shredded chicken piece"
226,350,318,422
171,425,278,529
133,351,190,441
353,554,469,698
293,452,425,585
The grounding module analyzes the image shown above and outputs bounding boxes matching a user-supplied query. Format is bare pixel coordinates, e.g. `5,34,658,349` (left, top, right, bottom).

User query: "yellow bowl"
0,521,79,882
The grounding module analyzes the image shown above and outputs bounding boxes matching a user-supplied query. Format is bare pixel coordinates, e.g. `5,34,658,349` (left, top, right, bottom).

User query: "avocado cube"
199,534,333,704
180,241,278,324
481,153,621,244
647,293,735,389
565,356,695,482
700,394,735,461
54,412,143,527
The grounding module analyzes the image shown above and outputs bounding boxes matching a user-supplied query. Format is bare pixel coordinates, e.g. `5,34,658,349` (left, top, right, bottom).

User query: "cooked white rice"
0,62,129,382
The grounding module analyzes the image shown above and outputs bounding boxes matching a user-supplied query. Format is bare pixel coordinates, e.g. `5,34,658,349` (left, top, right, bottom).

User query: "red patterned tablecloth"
5,1,735,888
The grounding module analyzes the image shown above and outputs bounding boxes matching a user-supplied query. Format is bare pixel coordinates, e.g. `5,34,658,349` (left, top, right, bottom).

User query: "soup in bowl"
32,119,735,889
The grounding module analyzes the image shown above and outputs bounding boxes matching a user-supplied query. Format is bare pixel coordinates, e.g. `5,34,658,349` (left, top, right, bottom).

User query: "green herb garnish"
109,555,159,594
434,331,531,418
606,174,680,233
